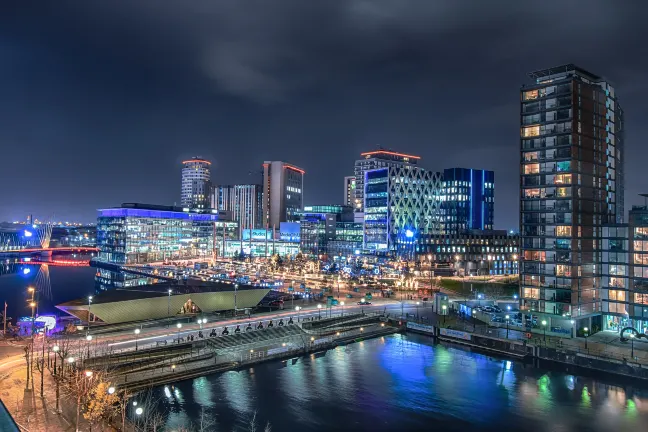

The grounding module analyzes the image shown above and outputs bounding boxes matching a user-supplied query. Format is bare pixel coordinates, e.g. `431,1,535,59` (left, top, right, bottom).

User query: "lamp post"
584,327,589,349
478,293,483,307
505,314,510,339
52,345,59,375
134,328,140,351
167,289,172,328
416,301,420,321
630,333,635,359
441,304,446,325
295,306,301,322
317,304,322,319
176,323,182,344
541,320,547,343
87,296,93,337
570,319,575,338
337,276,341,299
472,309,477,331
340,301,345,317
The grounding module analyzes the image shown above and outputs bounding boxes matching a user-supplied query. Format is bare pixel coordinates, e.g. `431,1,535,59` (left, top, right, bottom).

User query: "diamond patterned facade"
364,166,443,252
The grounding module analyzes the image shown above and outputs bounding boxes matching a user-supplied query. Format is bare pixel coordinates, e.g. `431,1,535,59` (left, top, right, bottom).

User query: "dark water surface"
3,265,648,431
151,333,648,432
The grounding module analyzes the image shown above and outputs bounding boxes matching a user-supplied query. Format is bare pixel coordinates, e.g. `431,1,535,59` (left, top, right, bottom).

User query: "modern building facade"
363,166,442,253
181,158,212,209
344,176,356,207
440,168,495,235
354,150,420,212
519,64,624,330
601,204,648,334
212,184,263,230
262,161,305,227
96,203,224,265
415,229,519,276
298,205,361,257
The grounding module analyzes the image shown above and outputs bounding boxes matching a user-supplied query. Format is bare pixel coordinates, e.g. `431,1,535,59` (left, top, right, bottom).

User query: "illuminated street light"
108,386,115,394
85,370,93,378
134,328,141,351
135,407,143,416
86,335,92,341
541,320,547,342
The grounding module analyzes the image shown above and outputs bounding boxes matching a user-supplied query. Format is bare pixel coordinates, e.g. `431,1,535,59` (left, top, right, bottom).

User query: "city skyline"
2,2,648,228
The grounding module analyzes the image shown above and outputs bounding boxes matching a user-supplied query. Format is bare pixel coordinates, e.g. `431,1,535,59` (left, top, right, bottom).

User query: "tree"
84,381,119,430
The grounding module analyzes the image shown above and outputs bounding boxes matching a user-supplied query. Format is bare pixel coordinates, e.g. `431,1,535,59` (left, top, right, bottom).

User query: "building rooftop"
97,203,227,221
360,150,421,160
528,64,603,83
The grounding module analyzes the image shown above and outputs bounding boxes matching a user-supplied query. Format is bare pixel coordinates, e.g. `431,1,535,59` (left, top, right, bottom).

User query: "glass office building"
364,166,443,253
520,64,624,331
97,203,222,265
440,168,495,235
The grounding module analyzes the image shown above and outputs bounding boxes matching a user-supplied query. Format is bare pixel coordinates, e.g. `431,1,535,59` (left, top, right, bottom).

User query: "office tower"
212,184,263,230
440,168,495,235
363,166,442,253
298,205,361,257
262,161,305,227
354,150,420,212
344,176,356,207
96,203,222,265
520,64,623,330
181,158,212,209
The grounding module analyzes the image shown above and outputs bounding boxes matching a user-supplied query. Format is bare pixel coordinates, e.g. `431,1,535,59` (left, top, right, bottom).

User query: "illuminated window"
556,265,571,277
522,126,540,137
554,174,572,185
557,188,568,198
608,290,626,301
524,164,540,175
524,152,539,162
524,188,541,198
524,90,539,100
556,226,572,237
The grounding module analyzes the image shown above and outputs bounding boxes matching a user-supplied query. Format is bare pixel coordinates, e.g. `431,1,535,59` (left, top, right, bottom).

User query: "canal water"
2,263,648,431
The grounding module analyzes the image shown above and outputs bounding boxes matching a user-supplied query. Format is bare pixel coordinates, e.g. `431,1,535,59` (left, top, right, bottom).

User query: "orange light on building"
182,159,211,165
360,150,421,159
283,165,305,174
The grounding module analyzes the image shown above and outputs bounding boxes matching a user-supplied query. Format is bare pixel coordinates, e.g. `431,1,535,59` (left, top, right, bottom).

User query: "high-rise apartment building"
354,150,419,212
212,184,263,230
262,161,305,227
519,64,624,330
440,168,495,235
181,158,212,209
344,176,356,207
363,166,442,252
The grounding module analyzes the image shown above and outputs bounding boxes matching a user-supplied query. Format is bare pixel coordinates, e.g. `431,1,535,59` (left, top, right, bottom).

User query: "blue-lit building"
96,203,227,265
440,168,494,235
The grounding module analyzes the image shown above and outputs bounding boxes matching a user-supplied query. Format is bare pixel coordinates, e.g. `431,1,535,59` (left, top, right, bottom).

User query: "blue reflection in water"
144,333,648,432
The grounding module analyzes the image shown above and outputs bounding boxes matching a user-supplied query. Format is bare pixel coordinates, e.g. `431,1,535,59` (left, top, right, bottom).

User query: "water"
146,333,648,432
3,264,648,431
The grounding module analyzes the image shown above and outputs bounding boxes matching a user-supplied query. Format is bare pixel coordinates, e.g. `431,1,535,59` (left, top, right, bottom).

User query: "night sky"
1,1,647,229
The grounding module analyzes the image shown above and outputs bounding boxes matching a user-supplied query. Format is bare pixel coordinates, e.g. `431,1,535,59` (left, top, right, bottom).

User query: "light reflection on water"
146,333,648,431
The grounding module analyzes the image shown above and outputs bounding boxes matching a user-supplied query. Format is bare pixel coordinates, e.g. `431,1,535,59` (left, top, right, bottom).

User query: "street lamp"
570,319,575,338
52,345,59,375
167,289,172,328
441,304,447,325
472,310,477,331
584,327,589,349
85,370,93,378
87,296,93,337
176,323,182,344
630,333,635,359
295,306,301,322
505,314,510,339
340,301,345,317
135,407,143,416
134,328,140,351
541,320,547,342
317,304,322,319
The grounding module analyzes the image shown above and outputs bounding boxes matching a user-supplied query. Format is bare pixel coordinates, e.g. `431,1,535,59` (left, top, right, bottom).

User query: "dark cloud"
1,1,647,227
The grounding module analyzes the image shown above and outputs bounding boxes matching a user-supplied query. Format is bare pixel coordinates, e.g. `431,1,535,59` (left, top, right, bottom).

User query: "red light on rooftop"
284,164,305,174
182,159,211,165
360,150,420,159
